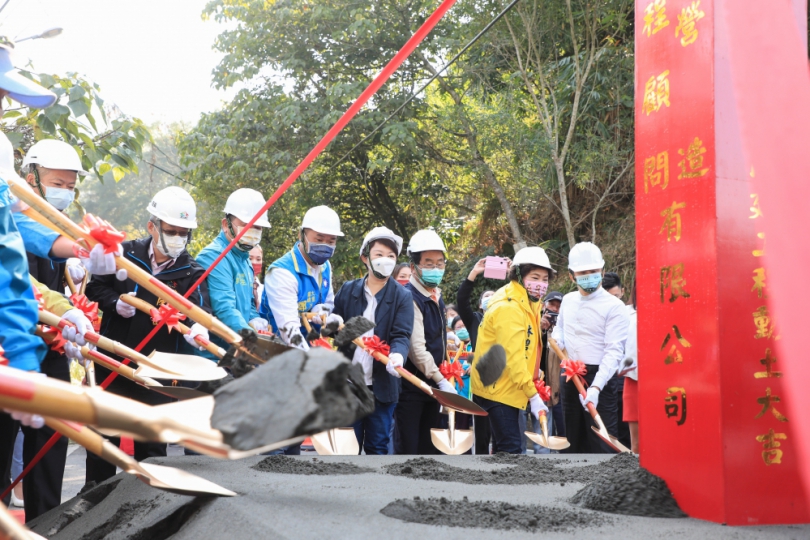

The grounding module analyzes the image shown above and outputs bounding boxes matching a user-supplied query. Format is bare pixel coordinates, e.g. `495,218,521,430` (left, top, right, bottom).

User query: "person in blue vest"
261,205,343,350
196,188,271,360
331,227,413,454
395,229,458,455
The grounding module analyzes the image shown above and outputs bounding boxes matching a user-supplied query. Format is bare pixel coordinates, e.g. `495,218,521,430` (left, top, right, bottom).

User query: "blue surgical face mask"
46,187,75,211
481,297,490,311
306,241,335,265
456,328,470,341
576,273,602,294
419,267,444,287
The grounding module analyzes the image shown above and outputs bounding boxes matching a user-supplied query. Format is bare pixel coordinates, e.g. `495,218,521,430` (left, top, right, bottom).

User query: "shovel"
38,310,226,381
548,338,631,454
430,406,473,455
0,502,43,540
310,428,360,455
524,412,570,451
43,417,235,497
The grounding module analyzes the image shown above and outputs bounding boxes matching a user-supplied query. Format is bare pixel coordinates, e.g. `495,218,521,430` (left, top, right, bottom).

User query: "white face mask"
370,257,396,278
155,233,187,259
46,186,75,211
237,226,263,249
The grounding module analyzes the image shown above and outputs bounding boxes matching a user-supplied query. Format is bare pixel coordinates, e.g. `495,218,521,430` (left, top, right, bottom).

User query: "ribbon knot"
439,361,465,389
82,214,126,254
561,358,587,382
533,378,552,402
41,326,67,355
149,304,186,332
70,294,100,332
362,335,390,357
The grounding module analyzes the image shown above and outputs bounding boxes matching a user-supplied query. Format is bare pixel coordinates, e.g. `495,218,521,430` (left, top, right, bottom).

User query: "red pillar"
635,0,808,524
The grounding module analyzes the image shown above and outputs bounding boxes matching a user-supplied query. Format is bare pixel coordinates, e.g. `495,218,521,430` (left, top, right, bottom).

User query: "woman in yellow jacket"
470,247,554,454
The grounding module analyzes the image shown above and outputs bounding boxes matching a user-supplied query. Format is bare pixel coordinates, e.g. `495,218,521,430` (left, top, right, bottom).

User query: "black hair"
409,252,422,265
446,303,458,313
508,263,545,282
365,238,398,257
393,263,410,280
479,290,494,307
450,315,464,330
603,272,622,291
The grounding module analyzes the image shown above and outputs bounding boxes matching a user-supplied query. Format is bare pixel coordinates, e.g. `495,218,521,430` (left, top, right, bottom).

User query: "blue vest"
262,243,332,334
402,283,447,400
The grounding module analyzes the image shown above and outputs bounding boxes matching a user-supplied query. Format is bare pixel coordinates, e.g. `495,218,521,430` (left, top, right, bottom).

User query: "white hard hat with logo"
0,40,56,109
360,226,403,256
223,188,271,227
406,229,446,255
301,205,344,236
568,242,605,272
23,139,88,175
147,186,198,229
512,246,555,274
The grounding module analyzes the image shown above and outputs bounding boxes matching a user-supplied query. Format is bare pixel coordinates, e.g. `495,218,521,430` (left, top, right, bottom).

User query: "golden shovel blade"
430,408,473,455
311,429,359,455
590,414,632,453
143,352,228,381
130,462,236,497
525,431,571,451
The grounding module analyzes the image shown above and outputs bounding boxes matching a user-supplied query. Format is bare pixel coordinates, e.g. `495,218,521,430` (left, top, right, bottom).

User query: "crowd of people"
0,39,638,525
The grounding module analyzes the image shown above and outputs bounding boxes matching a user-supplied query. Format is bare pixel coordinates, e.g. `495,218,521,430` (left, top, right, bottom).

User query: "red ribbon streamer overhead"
362,336,391,357
534,378,552,402
561,358,587,382
82,214,126,254
440,361,464,389
70,294,100,331
149,304,186,333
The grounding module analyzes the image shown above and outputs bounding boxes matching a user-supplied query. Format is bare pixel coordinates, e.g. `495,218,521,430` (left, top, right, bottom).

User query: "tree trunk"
554,159,576,247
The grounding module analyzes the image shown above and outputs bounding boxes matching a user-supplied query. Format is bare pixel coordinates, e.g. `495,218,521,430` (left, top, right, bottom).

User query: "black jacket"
85,237,211,402
456,278,484,349
332,277,413,404
27,252,65,295
401,283,447,402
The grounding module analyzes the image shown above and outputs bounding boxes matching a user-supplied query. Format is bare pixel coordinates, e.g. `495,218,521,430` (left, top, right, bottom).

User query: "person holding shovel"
84,186,212,484
396,229,458,455
551,242,629,453
331,227,413,455
470,247,553,455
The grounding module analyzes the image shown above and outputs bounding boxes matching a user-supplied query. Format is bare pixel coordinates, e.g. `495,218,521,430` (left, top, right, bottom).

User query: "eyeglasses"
418,261,446,270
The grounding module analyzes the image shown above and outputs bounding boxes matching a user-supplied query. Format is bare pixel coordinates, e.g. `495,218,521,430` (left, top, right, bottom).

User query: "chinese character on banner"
753,306,779,340
643,151,669,193
751,267,766,298
664,387,687,426
756,429,787,466
753,232,766,257
755,387,789,422
643,0,670,37
660,263,691,303
643,70,671,115
660,325,691,364
675,1,705,46
677,137,710,179
750,193,763,219
754,348,782,379
659,201,686,241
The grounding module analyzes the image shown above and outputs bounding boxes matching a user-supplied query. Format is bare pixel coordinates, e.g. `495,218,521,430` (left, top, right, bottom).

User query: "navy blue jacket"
332,276,413,404
401,282,447,402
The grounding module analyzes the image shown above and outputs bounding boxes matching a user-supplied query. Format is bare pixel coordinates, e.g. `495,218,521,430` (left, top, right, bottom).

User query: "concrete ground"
27,453,810,540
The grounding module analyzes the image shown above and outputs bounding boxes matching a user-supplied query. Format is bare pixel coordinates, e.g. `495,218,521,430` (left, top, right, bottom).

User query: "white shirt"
623,304,638,381
350,280,377,386
263,258,334,350
551,287,629,390
148,242,176,275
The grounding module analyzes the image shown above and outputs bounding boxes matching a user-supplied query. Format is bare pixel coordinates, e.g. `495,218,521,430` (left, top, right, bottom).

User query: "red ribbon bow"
41,326,67,355
149,304,186,333
70,294,100,332
534,378,552,402
82,214,126,254
362,335,390,357
439,361,464,389
561,358,587,382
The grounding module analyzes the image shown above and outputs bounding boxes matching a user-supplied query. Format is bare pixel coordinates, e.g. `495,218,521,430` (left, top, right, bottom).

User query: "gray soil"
381,496,612,532
334,316,375,347
211,347,374,450
252,455,373,475
474,344,506,386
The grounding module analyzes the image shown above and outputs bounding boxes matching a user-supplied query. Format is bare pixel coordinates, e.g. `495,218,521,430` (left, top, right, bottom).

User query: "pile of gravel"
252,455,373,476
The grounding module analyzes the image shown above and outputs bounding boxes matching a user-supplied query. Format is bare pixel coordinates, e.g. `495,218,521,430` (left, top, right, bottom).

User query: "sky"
0,0,236,125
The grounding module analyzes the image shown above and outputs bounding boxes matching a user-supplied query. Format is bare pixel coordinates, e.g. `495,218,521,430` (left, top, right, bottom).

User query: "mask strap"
154,219,172,256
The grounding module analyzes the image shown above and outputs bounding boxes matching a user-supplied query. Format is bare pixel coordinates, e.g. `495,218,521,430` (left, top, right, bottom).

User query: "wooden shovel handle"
64,266,77,295
0,365,97,424
44,417,134,470
301,315,314,333
0,501,35,540
353,337,435,396
81,347,160,387
119,294,225,358
8,178,241,345
548,337,600,418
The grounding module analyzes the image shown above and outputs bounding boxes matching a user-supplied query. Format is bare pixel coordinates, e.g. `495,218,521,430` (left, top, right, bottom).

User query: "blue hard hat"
0,40,56,109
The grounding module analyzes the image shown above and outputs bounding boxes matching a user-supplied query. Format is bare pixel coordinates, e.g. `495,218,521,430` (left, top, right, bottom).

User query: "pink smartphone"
483,256,509,280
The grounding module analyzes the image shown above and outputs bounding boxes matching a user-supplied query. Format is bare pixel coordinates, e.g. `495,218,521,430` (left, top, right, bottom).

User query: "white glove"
183,323,209,350
61,309,94,346
437,379,457,394
281,323,309,351
9,194,29,213
10,410,44,429
66,263,86,284
64,341,88,365
324,313,344,327
116,292,137,318
308,304,331,325
579,386,600,410
80,243,121,277
386,352,404,378
249,317,269,332
529,394,549,420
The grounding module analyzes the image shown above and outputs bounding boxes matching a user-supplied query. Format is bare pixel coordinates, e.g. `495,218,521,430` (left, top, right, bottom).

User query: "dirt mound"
252,455,373,476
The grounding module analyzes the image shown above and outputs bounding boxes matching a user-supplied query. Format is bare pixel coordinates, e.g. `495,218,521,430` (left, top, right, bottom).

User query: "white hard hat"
359,226,403,256
568,242,605,272
512,246,554,273
406,229,446,255
223,188,271,227
147,186,198,229
22,139,87,175
301,205,343,236
0,44,56,109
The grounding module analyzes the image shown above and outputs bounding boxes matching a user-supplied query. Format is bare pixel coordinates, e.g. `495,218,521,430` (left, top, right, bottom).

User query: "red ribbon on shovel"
149,304,186,333
70,294,100,331
561,358,587,382
440,361,464,389
362,336,391,357
534,378,552,402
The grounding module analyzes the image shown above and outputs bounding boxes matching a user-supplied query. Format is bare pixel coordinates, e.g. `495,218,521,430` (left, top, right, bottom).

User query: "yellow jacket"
31,275,71,316
471,280,540,409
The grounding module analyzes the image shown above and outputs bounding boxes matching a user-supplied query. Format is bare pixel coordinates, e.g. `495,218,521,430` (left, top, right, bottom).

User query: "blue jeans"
473,395,521,454
353,395,396,455
11,428,23,478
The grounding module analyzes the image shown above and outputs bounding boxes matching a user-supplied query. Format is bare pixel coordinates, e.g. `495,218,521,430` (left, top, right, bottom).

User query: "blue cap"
0,42,56,109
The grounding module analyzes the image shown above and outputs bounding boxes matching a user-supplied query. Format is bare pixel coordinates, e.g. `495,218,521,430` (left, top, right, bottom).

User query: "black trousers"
473,411,492,455
0,412,19,507
394,398,440,455
609,376,632,449
561,365,619,454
